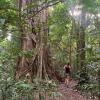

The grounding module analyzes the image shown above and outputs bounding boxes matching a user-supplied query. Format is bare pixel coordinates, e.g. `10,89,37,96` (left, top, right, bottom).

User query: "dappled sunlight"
0,0,100,100
6,33,12,41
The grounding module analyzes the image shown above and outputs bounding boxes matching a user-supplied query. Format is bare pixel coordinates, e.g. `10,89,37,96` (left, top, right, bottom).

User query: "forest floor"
53,80,98,100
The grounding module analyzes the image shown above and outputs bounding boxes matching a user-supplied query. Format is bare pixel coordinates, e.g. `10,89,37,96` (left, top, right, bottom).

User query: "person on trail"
64,62,71,87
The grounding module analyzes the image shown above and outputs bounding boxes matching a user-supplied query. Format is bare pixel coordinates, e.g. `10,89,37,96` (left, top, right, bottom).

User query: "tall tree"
15,0,39,80
15,0,61,81
76,1,86,71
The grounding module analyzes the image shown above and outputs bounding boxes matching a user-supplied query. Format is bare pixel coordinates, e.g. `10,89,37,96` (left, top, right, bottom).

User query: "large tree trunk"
15,0,61,81
36,5,61,80
76,1,90,86
15,0,38,81
76,25,85,70
76,3,86,71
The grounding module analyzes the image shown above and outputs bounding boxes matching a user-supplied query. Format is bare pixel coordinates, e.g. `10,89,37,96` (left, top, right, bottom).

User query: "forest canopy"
0,0,100,100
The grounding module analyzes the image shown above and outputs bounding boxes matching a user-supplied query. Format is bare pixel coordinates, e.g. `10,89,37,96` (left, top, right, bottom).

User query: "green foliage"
82,0,95,8
0,78,59,100
0,0,100,99
76,61,100,99
77,73,89,85
49,2,72,73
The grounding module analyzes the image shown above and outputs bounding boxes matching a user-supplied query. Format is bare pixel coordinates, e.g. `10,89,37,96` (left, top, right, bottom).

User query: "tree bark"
15,0,61,81
76,3,86,71
15,0,38,81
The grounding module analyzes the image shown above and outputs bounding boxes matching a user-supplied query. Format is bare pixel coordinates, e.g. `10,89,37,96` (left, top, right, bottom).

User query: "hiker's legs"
65,75,70,87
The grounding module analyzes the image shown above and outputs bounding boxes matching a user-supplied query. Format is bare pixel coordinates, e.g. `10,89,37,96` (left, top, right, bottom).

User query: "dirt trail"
54,80,98,100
